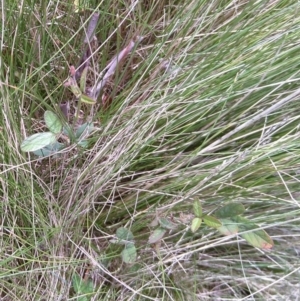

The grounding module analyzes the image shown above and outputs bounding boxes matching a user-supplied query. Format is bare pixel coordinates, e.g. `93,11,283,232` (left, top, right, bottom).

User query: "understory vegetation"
1,0,300,300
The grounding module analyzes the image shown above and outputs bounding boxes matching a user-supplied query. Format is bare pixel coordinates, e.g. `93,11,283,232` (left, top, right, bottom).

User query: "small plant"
72,273,94,301
145,201,273,250
20,110,95,157
110,227,137,264
191,200,274,249
148,217,177,244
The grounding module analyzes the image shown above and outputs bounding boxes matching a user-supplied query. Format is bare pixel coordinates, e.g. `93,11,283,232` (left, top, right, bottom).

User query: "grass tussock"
1,0,300,300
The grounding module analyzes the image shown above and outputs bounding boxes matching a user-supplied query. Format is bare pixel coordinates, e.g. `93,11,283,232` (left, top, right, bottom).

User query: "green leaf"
62,124,74,138
129,263,142,273
121,243,137,263
203,215,222,228
231,215,251,224
77,139,89,148
148,227,167,244
191,217,202,233
193,199,202,217
115,227,134,244
21,132,57,152
81,94,96,104
72,273,94,301
241,227,274,249
158,217,177,230
231,216,274,249
32,141,65,157
217,218,239,235
75,122,94,139
44,111,62,134
214,203,245,218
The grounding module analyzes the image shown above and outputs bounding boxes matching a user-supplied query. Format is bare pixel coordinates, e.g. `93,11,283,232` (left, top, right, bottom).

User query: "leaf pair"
110,227,137,264
72,273,94,301
21,110,96,155
191,200,222,233
21,111,62,152
191,200,274,249
148,217,177,244
217,215,273,249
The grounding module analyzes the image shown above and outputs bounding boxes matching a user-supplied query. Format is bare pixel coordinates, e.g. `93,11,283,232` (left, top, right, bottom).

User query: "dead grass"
1,0,300,300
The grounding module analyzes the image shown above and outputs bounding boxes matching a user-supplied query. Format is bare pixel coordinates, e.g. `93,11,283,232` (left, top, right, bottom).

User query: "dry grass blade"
1,0,300,300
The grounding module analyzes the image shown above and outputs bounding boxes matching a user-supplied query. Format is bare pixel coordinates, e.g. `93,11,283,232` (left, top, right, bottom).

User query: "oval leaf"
215,203,245,218
193,199,202,217
21,132,57,152
191,217,202,233
158,217,177,230
217,218,239,235
72,273,82,293
122,244,137,264
33,141,65,157
44,111,62,134
203,215,222,228
72,273,94,295
239,223,274,249
148,228,167,244
116,227,134,244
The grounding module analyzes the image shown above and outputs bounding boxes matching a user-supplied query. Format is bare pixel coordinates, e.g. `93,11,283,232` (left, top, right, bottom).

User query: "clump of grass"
1,0,300,300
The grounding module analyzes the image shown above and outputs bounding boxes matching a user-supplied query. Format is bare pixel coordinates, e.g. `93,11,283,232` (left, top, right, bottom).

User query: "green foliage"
111,228,137,263
148,227,167,244
158,217,177,230
215,203,245,218
21,132,57,152
121,243,137,264
241,227,273,250
233,216,274,249
217,219,239,235
115,227,134,243
148,217,177,244
72,273,94,301
21,111,95,156
190,201,274,249
3,0,299,299
32,141,65,157
202,215,222,228
191,217,202,233
80,94,97,105
146,201,273,250
75,122,95,139
216,205,274,249
44,110,63,134
65,68,96,104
